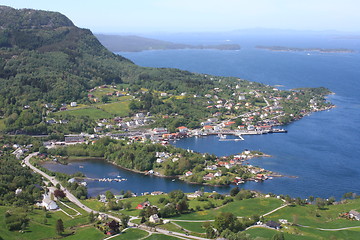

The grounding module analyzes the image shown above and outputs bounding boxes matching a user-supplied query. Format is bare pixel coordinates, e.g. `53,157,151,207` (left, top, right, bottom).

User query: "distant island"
256,45,355,53
96,34,241,52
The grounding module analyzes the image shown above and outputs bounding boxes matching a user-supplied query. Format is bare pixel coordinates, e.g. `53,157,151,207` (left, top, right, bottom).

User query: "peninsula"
96,34,241,52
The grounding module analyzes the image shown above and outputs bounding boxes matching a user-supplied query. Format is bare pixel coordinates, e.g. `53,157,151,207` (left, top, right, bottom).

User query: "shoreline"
44,151,286,188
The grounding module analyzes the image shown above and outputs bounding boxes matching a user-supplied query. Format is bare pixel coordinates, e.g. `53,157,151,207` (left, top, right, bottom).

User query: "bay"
42,33,360,199
118,33,360,199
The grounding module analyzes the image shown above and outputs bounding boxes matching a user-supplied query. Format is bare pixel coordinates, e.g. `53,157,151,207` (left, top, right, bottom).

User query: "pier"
85,177,128,182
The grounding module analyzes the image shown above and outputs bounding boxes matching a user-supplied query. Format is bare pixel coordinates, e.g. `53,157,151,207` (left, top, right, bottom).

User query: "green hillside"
0,6,223,133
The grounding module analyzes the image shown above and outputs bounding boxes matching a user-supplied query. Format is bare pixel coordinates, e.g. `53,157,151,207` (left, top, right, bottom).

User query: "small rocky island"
256,45,354,53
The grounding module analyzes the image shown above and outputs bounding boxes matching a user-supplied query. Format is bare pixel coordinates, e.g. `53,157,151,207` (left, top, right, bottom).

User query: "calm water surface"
43,34,360,199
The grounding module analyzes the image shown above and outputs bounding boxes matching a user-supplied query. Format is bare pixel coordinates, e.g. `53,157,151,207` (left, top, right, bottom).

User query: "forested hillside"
0,6,225,133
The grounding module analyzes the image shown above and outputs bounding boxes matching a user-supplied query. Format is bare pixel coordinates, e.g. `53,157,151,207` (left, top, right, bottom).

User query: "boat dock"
85,177,128,182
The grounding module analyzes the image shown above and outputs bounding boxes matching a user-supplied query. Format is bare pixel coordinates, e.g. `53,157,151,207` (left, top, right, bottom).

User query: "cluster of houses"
94,113,152,133
155,151,182,165
183,150,270,184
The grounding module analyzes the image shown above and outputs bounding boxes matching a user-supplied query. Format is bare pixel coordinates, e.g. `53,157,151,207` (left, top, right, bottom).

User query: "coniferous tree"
56,219,64,235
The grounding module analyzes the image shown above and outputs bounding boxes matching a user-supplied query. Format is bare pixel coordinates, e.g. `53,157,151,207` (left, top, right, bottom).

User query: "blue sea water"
43,33,360,199
117,33,360,199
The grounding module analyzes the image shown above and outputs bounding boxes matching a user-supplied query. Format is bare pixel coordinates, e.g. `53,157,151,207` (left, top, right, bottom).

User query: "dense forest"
0,154,43,206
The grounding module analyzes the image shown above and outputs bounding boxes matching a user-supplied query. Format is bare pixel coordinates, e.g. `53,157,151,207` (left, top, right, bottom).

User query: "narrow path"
261,203,289,217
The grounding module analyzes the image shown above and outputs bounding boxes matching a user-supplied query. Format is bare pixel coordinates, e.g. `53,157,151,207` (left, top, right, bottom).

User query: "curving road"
24,152,209,240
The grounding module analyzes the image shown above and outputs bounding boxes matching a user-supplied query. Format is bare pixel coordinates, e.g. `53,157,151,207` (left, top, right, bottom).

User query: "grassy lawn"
159,222,183,233
110,228,149,240
56,107,113,119
81,198,105,212
297,226,360,240
265,198,360,229
244,227,317,240
97,101,131,116
173,221,206,233
171,197,283,220
58,201,78,216
62,201,89,215
131,218,142,224
119,195,167,215
0,206,81,240
245,227,281,240
145,233,181,240
188,197,224,210
63,226,104,240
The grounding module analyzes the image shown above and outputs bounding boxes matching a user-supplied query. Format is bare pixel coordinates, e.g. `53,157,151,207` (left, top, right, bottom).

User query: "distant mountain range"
95,34,241,52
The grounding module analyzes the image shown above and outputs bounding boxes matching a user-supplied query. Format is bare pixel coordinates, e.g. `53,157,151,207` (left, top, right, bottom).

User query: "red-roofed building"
177,126,188,133
135,201,151,209
203,125,213,131
203,173,215,181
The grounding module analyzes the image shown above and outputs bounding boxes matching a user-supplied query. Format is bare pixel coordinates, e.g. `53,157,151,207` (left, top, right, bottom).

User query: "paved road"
24,153,210,240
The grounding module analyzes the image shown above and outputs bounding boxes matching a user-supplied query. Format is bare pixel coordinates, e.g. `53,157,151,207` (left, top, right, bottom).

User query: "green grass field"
173,221,206,233
81,199,105,212
265,198,360,229
56,107,113,119
97,101,131,116
159,222,183,233
171,197,283,220
63,226,104,240
245,225,360,240
109,228,149,240
145,233,181,239
0,205,93,240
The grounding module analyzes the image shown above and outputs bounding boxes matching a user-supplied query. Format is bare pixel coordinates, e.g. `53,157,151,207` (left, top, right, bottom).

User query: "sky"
1,0,360,33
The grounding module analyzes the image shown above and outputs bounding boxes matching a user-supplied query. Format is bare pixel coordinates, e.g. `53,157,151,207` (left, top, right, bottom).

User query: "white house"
156,158,164,164
70,102,77,107
349,210,360,221
41,194,58,210
149,214,160,223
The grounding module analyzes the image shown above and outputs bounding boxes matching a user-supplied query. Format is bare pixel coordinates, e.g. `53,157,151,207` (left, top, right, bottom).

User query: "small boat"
79,165,84,168
172,179,175,182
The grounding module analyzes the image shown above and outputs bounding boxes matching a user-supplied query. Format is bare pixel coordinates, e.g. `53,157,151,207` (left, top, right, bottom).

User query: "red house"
135,201,150,210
